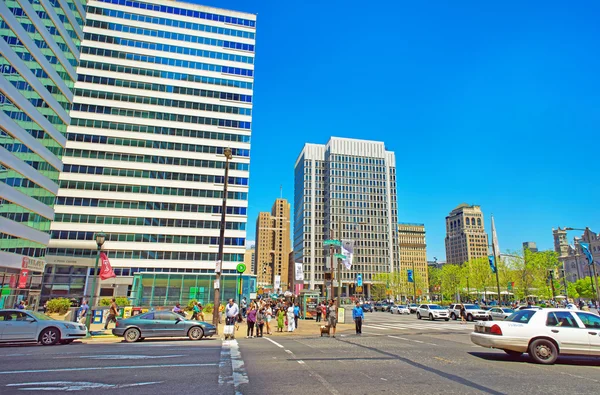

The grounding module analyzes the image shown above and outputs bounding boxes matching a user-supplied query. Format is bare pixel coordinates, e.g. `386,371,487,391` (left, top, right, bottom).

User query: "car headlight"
62,323,76,329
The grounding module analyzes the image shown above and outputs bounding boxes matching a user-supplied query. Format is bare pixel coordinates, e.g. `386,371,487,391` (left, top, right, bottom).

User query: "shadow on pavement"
469,351,600,367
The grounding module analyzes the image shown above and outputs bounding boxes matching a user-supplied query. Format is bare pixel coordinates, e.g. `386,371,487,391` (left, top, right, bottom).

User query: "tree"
440,264,462,302
428,266,442,298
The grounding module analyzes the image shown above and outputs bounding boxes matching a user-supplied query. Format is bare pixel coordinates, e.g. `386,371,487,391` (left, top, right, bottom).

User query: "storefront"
130,272,256,307
0,257,45,310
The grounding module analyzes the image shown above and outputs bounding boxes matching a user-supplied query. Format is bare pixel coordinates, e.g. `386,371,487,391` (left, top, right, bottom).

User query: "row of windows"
62,164,250,185
64,149,250,172
54,214,247,230
70,118,250,142
51,231,246,246
84,33,254,64
73,89,252,116
97,0,256,27
81,47,253,77
58,180,248,200
1,247,45,258
48,247,244,261
66,133,250,157
78,60,253,90
71,104,252,130
77,74,252,103
55,197,247,215
87,20,255,52
87,6,256,39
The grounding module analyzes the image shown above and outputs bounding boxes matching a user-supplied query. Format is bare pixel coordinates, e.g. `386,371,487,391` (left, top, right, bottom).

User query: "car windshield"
398,305,406,308
428,305,444,310
506,310,536,323
502,308,515,313
465,305,479,310
28,312,53,321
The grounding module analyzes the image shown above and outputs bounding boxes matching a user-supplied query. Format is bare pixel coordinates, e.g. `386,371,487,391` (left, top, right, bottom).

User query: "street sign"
323,239,341,246
334,253,346,260
236,263,246,273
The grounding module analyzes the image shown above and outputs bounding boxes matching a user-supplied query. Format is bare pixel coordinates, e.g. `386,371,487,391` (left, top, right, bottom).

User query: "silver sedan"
0,309,87,345
487,307,515,320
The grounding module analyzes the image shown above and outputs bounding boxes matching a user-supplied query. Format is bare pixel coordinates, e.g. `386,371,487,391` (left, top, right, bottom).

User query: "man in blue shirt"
293,303,300,329
352,301,364,335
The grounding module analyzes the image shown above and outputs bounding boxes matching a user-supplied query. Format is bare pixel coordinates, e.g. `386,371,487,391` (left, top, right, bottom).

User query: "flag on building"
99,252,116,280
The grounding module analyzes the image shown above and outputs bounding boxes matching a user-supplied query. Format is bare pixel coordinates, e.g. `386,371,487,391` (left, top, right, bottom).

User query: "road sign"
334,253,346,260
323,239,341,246
236,263,246,274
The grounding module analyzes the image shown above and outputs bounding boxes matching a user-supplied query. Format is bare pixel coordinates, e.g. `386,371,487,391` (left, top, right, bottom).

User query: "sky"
192,0,600,260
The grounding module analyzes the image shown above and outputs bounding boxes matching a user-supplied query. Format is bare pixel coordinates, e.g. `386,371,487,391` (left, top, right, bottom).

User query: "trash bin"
92,309,104,324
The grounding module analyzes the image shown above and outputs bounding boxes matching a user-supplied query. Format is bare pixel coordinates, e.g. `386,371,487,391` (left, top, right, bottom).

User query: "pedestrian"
277,306,285,332
316,302,322,322
225,299,239,326
293,303,300,329
286,303,295,332
256,308,265,337
246,304,257,338
78,300,89,324
265,303,273,335
104,298,119,330
320,302,327,323
352,301,364,334
241,297,248,318
191,301,201,320
327,300,338,338
16,300,25,310
172,302,185,317
460,303,466,324
42,301,48,314
218,303,225,324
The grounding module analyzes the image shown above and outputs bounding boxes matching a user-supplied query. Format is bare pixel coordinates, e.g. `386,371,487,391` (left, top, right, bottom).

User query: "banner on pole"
357,274,363,287
274,275,281,292
580,242,594,265
99,252,117,280
407,269,414,283
488,255,497,274
295,261,304,281
341,239,354,269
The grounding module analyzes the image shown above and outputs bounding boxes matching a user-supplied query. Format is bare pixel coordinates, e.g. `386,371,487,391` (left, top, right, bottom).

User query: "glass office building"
0,0,87,308
45,0,256,301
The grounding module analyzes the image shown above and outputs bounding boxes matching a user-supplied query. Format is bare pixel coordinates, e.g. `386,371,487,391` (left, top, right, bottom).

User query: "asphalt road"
1,311,599,394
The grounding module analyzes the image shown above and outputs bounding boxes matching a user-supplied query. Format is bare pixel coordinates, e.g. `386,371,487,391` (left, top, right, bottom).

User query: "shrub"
186,299,197,311
46,298,71,314
203,303,214,313
99,297,131,307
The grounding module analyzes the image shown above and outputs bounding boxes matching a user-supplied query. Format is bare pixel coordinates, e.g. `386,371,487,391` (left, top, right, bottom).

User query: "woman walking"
316,302,322,322
277,306,285,332
265,303,273,335
460,303,467,324
256,308,265,337
287,303,296,332
246,304,257,338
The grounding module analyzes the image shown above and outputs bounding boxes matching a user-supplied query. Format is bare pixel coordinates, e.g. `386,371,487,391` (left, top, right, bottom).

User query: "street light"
564,227,600,303
85,231,106,332
212,147,232,333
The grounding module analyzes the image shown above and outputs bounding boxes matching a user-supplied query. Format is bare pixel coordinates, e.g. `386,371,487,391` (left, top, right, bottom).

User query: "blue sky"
193,0,600,260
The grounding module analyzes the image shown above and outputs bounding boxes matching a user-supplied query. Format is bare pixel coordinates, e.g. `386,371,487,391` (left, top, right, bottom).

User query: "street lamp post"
212,147,232,333
85,232,106,332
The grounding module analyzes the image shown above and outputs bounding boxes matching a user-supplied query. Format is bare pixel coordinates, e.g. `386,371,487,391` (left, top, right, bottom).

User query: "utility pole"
548,270,556,301
212,147,232,334
491,242,501,303
412,261,417,303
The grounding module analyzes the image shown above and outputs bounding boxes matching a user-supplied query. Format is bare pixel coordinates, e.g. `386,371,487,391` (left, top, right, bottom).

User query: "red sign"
99,252,116,280
18,269,29,289
9,274,16,288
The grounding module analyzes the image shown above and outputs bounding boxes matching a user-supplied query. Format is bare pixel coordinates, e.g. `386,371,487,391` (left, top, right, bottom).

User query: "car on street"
487,307,515,320
374,302,390,312
408,304,419,313
0,309,87,345
470,308,600,364
112,310,217,342
390,305,410,315
361,303,373,313
515,305,541,311
448,304,490,321
416,304,449,321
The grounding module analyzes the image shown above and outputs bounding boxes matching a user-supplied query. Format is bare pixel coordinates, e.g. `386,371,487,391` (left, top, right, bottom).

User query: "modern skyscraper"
0,0,87,306
294,137,399,298
44,0,256,302
255,198,291,291
398,223,428,296
445,204,489,265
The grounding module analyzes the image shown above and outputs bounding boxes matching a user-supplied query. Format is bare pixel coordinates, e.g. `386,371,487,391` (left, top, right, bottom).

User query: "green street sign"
324,239,341,246
236,263,246,274
334,253,346,260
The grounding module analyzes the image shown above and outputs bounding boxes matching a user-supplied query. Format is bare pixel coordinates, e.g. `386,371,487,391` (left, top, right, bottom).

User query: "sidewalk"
83,312,353,343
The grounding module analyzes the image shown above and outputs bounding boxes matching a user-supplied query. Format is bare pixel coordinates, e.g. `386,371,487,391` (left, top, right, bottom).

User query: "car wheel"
467,314,473,322
429,314,434,321
188,326,204,341
417,313,421,320
39,327,60,346
488,316,493,321
59,339,74,345
124,328,141,343
504,350,522,357
444,318,449,321
451,313,457,320
529,338,558,365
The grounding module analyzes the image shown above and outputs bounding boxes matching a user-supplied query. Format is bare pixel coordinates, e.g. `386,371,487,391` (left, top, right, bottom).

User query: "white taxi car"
471,308,600,364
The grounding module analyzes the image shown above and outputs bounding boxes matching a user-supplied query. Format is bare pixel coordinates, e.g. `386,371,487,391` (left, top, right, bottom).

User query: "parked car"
515,305,541,311
0,309,87,345
448,304,490,321
390,305,411,315
361,303,373,313
112,311,217,342
416,304,449,321
408,304,419,313
487,307,515,321
470,308,600,364
374,302,390,312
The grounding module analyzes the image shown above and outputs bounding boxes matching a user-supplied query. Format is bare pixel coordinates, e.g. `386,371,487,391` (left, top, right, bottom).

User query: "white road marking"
228,340,249,395
263,337,285,348
78,355,184,360
388,335,437,346
0,363,216,375
362,325,390,330
297,360,305,365
412,340,424,344
388,336,409,341
6,381,162,391
285,349,293,354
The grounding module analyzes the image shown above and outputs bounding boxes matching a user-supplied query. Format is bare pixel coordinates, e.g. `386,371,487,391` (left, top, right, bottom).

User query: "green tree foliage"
569,277,595,299
99,297,131,307
440,264,462,301
46,298,71,314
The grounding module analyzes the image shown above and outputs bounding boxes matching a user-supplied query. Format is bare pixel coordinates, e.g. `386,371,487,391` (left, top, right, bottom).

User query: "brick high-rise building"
255,198,291,291
445,204,488,265
398,223,428,295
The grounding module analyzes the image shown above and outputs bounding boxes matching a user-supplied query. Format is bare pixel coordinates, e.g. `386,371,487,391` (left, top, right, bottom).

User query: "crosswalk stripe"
360,322,472,331
362,324,391,330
